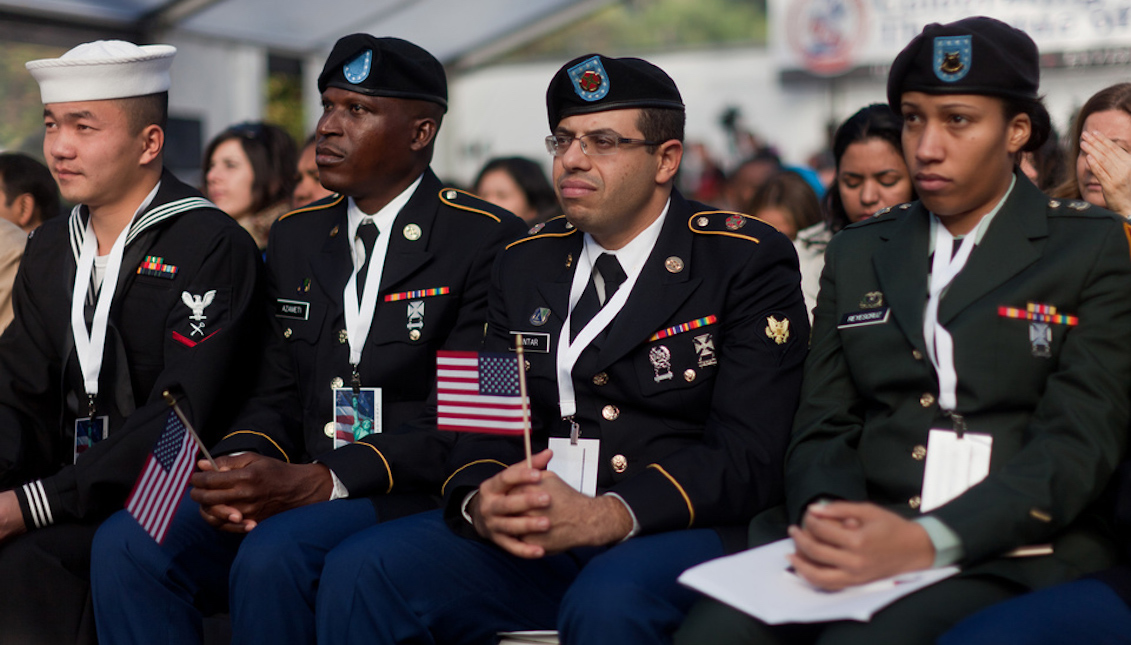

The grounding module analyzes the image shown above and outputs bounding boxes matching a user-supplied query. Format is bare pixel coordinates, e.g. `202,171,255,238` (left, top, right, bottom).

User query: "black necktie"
570,253,626,341
356,220,379,298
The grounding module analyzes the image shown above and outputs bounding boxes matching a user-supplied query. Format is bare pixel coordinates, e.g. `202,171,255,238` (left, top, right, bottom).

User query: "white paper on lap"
677,538,959,624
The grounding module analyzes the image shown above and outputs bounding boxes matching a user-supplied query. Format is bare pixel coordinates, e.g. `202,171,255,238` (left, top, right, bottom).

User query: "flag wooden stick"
163,390,218,470
514,334,533,468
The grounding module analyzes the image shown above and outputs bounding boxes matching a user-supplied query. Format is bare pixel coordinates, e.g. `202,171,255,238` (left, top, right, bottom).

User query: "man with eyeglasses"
312,53,808,645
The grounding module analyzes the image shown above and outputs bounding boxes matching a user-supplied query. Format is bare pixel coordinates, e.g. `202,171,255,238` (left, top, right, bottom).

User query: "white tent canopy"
0,0,607,67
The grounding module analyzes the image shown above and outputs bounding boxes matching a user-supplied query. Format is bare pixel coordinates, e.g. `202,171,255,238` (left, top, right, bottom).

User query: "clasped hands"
191,453,333,533
469,448,633,559
786,501,936,591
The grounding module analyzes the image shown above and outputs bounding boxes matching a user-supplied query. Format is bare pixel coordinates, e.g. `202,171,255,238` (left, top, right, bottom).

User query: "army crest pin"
530,307,551,326
859,291,884,309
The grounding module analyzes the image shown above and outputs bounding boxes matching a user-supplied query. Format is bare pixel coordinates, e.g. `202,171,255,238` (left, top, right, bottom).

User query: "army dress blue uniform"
0,169,263,644
314,190,809,645
91,169,524,645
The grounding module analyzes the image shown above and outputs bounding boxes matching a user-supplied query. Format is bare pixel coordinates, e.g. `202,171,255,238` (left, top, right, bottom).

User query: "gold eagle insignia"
765,315,790,345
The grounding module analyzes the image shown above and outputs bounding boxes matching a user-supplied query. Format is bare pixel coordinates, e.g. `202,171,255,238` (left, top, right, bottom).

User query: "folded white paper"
678,539,959,624
496,630,560,644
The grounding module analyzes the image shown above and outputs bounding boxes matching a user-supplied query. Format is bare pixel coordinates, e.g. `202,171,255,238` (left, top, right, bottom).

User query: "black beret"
546,54,684,129
887,16,1039,110
318,34,447,112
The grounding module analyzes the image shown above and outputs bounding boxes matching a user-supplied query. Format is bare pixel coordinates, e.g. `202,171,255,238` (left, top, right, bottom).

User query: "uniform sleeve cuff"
20,480,54,529
603,492,640,541
916,515,964,567
460,490,478,525
328,469,350,500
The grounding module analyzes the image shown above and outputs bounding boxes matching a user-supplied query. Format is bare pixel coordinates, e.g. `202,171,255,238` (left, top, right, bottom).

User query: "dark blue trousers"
315,509,724,645
939,578,1131,645
91,490,377,645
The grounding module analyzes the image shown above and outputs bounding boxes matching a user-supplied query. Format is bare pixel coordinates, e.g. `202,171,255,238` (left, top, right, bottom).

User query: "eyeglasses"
544,133,661,157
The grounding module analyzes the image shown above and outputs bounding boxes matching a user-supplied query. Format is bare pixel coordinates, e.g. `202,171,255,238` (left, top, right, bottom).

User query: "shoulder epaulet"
439,188,507,222
1046,198,1114,219
845,202,911,229
688,210,764,243
278,193,345,221
505,215,577,250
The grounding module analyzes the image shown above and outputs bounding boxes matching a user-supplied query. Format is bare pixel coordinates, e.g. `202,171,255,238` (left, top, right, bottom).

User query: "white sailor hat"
26,40,176,104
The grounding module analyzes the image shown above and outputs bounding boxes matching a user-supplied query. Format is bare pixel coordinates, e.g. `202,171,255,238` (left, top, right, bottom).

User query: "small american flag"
126,410,198,543
437,350,529,434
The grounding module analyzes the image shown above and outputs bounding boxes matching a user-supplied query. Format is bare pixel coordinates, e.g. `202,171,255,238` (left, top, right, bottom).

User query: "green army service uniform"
678,173,1131,644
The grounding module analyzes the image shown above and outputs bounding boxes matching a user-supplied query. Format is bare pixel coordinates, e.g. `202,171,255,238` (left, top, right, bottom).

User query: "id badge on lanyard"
330,386,382,449
920,217,992,511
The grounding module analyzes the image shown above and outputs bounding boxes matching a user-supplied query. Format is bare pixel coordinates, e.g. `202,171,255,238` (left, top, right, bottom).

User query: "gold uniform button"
324,422,336,438
684,369,696,382
912,445,927,461
912,349,923,360
602,405,620,421
331,377,344,389
592,372,609,386
611,454,628,473
409,329,421,341
338,329,348,344
283,328,293,339
909,496,921,510
919,392,935,408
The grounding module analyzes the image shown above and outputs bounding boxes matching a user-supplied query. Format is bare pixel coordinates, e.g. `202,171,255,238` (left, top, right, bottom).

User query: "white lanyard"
923,217,976,412
343,224,389,371
555,250,643,420
70,216,134,404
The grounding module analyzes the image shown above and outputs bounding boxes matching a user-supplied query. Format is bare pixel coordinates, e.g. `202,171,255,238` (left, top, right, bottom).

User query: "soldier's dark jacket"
443,189,808,547
215,169,525,504
761,172,1131,590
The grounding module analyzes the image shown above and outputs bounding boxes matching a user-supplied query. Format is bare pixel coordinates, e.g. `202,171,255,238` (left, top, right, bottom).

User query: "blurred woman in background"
794,104,915,317
473,156,557,225
1052,82,1131,217
746,170,822,241
204,121,297,250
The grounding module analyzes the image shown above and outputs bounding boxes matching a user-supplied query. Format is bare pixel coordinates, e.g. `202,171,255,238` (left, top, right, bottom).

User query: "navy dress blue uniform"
313,189,808,644
91,172,523,644
0,169,262,644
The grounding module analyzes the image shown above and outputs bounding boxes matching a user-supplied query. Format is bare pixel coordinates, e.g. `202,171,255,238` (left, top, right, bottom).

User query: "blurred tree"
504,0,767,61
266,53,305,143
0,42,64,160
